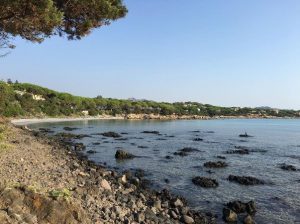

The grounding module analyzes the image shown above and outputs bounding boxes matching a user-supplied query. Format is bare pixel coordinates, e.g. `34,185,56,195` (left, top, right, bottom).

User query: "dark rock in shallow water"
92,142,101,145
102,132,121,138
173,151,188,157
138,145,149,149
39,128,54,133
239,132,253,138
180,147,200,153
141,131,160,134
204,161,228,168
226,147,249,155
228,175,265,185
279,163,298,171
216,156,226,160
115,138,128,141
86,150,97,154
226,200,256,215
63,127,79,131
165,155,173,159
115,150,135,160
192,177,219,188
193,138,203,141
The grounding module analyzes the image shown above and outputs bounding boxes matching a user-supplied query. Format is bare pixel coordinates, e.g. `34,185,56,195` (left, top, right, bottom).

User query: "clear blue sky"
1,0,300,109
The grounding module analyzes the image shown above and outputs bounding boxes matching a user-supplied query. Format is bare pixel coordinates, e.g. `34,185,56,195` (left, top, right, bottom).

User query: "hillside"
0,81,299,118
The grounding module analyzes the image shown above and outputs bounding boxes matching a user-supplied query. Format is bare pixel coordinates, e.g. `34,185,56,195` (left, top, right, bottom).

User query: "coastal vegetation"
0,80,299,118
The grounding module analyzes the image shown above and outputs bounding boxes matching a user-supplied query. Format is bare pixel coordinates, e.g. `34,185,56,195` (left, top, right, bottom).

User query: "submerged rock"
102,132,121,138
228,175,265,185
141,131,160,134
115,150,135,160
239,132,253,138
279,163,298,171
63,127,79,131
192,177,219,188
226,147,249,155
204,161,228,168
174,148,200,157
74,143,86,151
193,138,203,142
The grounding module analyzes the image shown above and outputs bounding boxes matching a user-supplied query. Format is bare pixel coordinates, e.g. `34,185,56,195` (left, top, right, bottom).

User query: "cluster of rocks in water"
34,127,298,223
223,200,256,223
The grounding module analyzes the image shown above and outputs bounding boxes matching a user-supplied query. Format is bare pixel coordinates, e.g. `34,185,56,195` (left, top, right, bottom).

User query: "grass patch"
49,188,72,200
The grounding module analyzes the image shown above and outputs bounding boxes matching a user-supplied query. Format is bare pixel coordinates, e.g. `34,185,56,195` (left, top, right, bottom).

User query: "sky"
0,0,300,109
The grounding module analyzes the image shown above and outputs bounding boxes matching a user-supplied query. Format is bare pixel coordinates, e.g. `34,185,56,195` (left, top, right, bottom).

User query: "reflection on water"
30,119,300,223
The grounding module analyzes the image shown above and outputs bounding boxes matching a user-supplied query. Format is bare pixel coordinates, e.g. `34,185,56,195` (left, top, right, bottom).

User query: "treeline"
0,81,299,118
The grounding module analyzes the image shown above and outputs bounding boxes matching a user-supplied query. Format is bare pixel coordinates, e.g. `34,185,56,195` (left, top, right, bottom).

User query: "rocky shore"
0,120,216,224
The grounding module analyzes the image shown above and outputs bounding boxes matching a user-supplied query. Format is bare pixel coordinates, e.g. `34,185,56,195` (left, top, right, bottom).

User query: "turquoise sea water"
30,119,300,223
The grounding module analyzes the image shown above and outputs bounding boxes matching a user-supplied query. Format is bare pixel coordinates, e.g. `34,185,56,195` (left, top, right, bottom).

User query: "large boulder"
115,150,135,160
102,132,121,138
228,175,265,185
204,161,228,168
192,177,219,188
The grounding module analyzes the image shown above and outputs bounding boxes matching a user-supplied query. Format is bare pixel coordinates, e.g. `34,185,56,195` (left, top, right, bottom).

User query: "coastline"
0,120,216,223
10,114,298,126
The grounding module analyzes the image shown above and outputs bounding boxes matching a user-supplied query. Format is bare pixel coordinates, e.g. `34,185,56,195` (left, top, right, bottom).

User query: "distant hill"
0,81,299,118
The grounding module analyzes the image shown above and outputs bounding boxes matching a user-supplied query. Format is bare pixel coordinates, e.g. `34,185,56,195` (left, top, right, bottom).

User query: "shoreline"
1,121,216,223
10,114,299,126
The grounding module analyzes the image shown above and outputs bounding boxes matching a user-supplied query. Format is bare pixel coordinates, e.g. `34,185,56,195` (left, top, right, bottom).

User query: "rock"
192,177,219,188
226,148,249,155
239,132,253,138
173,151,188,157
216,156,226,160
154,200,162,210
172,198,184,207
170,210,178,219
228,175,265,185
100,179,112,191
279,163,298,171
138,145,149,149
182,215,194,224
165,155,173,159
227,201,247,213
115,150,135,160
86,150,97,154
120,175,127,184
244,215,255,224
74,143,86,151
223,208,237,222
204,161,228,168
134,212,145,222
102,132,121,138
246,201,256,214
179,147,200,153
193,138,203,141
141,131,160,134
63,127,78,131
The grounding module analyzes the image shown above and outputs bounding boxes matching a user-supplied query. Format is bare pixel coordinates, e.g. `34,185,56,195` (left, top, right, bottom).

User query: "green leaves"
0,0,127,49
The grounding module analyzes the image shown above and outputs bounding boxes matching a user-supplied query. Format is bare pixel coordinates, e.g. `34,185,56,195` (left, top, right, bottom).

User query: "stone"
228,175,265,185
244,215,255,224
223,208,237,222
173,198,184,207
115,150,135,160
100,179,112,191
182,215,194,224
192,177,219,188
204,161,228,168
154,200,162,210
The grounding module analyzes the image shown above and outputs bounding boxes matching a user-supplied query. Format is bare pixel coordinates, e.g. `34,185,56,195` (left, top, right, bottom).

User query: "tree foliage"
0,81,299,118
0,0,127,51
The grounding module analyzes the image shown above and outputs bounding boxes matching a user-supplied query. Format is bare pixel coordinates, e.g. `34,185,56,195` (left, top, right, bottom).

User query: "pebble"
100,179,112,191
